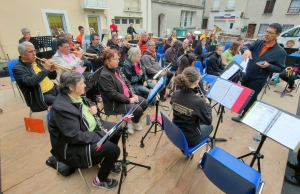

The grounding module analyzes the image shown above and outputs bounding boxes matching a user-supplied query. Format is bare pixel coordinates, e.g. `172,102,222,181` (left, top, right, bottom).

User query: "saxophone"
118,69,135,97
286,66,293,77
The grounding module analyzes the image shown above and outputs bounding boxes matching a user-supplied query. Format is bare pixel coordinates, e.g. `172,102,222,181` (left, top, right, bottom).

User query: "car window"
283,28,300,37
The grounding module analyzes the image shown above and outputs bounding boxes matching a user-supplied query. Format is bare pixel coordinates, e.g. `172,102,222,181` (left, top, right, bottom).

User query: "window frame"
180,11,196,27
288,0,300,13
41,9,71,36
264,0,276,14
257,24,269,36
84,12,102,35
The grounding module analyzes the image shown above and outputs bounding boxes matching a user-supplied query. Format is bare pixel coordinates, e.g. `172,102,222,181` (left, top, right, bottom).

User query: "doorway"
246,24,257,38
158,13,166,38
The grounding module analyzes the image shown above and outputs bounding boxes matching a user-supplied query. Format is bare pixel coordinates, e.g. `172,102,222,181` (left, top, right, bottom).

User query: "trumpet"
286,66,293,77
71,51,99,60
35,57,74,71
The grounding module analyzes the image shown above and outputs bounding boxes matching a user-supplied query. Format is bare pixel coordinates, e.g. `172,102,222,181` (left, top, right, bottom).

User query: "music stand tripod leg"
210,106,227,148
117,122,151,194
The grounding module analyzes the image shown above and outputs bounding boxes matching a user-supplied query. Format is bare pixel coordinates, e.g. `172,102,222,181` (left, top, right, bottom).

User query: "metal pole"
201,0,206,29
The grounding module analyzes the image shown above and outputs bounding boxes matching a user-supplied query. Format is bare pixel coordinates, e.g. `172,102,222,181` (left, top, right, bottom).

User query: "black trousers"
279,70,299,89
241,74,266,115
91,120,121,182
123,95,147,123
43,85,59,106
295,148,300,182
189,125,213,147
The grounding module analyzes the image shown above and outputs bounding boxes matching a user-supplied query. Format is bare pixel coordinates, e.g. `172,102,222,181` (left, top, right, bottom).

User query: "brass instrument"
35,57,74,71
90,28,96,34
71,51,99,60
118,69,135,97
212,25,222,34
286,66,293,77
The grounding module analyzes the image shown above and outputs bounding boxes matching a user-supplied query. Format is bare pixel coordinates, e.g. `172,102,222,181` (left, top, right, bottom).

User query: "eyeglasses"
264,30,277,35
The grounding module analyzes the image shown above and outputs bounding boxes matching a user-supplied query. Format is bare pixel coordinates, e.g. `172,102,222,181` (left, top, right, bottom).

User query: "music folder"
241,101,300,150
206,77,254,114
220,61,243,80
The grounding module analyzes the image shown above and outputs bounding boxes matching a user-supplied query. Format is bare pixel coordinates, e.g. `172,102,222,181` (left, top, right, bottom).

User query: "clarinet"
84,97,105,131
118,69,135,97
196,85,205,98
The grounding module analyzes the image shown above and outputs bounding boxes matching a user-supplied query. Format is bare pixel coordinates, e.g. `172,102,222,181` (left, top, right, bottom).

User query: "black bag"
46,155,76,177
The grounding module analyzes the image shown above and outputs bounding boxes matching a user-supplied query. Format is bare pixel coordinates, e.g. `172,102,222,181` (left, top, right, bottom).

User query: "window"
122,19,127,24
229,23,234,29
129,19,134,24
282,24,294,32
46,14,66,36
115,19,120,24
124,0,140,11
180,11,195,27
88,16,99,33
258,24,269,36
264,0,276,13
42,10,71,36
282,27,300,37
288,0,300,13
227,0,235,9
212,0,220,10
136,19,140,24
202,19,208,29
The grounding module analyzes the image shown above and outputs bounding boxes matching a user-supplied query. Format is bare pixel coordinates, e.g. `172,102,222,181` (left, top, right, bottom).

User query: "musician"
164,40,182,66
86,33,105,71
64,33,80,51
207,45,225,76
171,67,213,146
194,38,209,60
127,23,138,41
200,30,210,41
177,39,192,57
222,41,241,67
232,23,286,122
109,34,130,67
186,32,194,43
110,19,118,34
285,148,300,186
99,49,147,134
141,40,173,100
170,30,177,40
123,47,155,96
48,71,121,190
206,34,218,46
13,41,58,112
19,28,30,43
52,33,65,54
138,32,149,54
163,37,173,54
279,65,300,93
76,26,85,46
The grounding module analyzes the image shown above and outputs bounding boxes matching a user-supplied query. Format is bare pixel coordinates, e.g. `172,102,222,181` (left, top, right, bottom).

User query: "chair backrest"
204,58,209,74
161,112,188,151
200,147,262,194
46,112,50,122
7,59,19,82
194,60,203,75
157,45,165,54
224,43,232,51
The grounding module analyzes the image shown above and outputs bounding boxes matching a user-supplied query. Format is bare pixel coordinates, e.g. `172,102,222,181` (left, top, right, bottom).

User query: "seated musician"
64,33,80,51
13,41,58,112
99,49,147,134
171,67,213,146
164,40,182,66
108,34,130,67
194,38,209,60
52,33,64,54
48,71,121,190
53,39,91,79
163,37,173,54
141,40,173,101
86,33,105,71
123,47,155,96
106,31,117,47
279,66,300,93
19,28,30,43
177,39,192,57
138,32,149,53
207,45,225,76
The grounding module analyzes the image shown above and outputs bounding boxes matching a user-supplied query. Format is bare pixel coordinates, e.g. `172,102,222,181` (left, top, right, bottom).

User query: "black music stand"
129,76,167,156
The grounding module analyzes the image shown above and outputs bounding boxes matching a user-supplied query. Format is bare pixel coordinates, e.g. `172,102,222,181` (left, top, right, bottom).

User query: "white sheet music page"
267,112,300,150
207,79,231,103
220,64,240,80
221,84,243,109
240,58,249,73
242,102,279,133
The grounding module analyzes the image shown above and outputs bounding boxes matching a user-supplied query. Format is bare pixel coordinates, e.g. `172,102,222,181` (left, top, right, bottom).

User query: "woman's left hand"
143,81,147,87
89,106,98,115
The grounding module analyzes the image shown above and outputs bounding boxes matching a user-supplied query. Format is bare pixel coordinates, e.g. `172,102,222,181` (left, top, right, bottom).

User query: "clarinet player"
98,49,147,134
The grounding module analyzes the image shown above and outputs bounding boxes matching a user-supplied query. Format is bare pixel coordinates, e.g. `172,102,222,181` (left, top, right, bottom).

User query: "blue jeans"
136,80,155,96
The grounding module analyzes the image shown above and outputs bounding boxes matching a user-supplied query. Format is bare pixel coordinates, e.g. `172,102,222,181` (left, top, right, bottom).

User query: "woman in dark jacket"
171,67,213,146
48,71,121,190
98,49,147,134
207,45,225,76
194,38,209,59
122,47,155,96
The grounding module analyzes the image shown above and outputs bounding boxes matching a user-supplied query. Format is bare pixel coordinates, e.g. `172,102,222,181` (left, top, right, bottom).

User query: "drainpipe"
201,0,206,29
146,0,148,32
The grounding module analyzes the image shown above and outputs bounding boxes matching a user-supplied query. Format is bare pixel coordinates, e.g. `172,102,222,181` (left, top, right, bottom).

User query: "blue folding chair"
197,147,264,194
202,58,217,87
161,112,210,186
7,58,24,101
194,60,203,75
224,43,232,51
157,53,165,67
157,44,165,54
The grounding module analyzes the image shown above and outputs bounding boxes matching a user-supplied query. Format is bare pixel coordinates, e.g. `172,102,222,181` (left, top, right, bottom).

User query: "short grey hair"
64,33,72,38
112,34,118,40
128,47,141,62
21,28,30,34
59,71,84,94
18,41,34,55
146,39,154,47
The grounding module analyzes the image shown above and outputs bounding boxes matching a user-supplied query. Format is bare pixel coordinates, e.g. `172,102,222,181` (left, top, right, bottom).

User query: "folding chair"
196,146,264,194
7,58,24,101
161,112,210,186
202,58,217,89
224,43,232,51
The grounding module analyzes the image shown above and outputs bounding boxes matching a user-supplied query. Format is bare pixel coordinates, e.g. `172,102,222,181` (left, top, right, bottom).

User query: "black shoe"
232,115,242,123
110,163,121,174
160,96,166,102
92,177,118,190
287,161,298,170
284,175,300,186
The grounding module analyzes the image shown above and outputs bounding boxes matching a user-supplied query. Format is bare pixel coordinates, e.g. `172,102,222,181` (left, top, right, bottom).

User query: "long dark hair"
177,53,196,74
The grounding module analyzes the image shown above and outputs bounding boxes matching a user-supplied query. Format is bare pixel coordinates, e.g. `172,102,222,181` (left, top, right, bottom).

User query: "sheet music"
266,112,300,150
220,64,241,80
242,102,279,133
240,58,249,73
221,84,243,109
207,79,231,103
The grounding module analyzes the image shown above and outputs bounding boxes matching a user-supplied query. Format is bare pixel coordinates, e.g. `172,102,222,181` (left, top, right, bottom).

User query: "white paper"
242,102,279,133
220,64,240,80
267,112,300,150
221,84,243,109
207,79,231,103
240,58,249,73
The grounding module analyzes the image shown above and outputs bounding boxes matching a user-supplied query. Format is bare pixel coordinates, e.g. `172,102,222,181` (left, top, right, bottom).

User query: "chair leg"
29,109,32,118
15,83,24,102
176,155,193,187
153,131,164,156
56,161,59,175
11,81,16,97
78,168,91,193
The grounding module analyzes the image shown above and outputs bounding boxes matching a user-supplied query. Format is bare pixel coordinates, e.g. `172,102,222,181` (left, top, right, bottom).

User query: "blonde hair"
127,47,141,62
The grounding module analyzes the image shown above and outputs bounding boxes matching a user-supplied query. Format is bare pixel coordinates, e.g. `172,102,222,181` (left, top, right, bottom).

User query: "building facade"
0,0,151,59
151,0,204,38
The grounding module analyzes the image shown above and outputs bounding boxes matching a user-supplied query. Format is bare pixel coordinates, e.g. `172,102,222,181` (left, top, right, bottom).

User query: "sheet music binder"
220,61,243,80
206,77,254,114
241,101,300,150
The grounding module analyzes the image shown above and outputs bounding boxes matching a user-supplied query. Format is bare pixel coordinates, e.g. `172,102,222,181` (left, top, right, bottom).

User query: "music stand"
129,76,166,156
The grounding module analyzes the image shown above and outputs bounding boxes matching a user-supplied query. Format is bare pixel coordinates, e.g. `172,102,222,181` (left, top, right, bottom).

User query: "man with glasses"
232,23,286,122
13,41,58,112
109,34,130,67
141,40,173,100
86,33,105,71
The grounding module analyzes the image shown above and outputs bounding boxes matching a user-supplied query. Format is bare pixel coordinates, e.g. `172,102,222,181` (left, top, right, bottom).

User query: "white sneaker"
133,122,143,131
127,121,134,134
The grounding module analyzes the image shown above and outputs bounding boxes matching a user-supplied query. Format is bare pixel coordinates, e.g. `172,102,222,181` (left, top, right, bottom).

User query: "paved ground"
281,95,300,193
